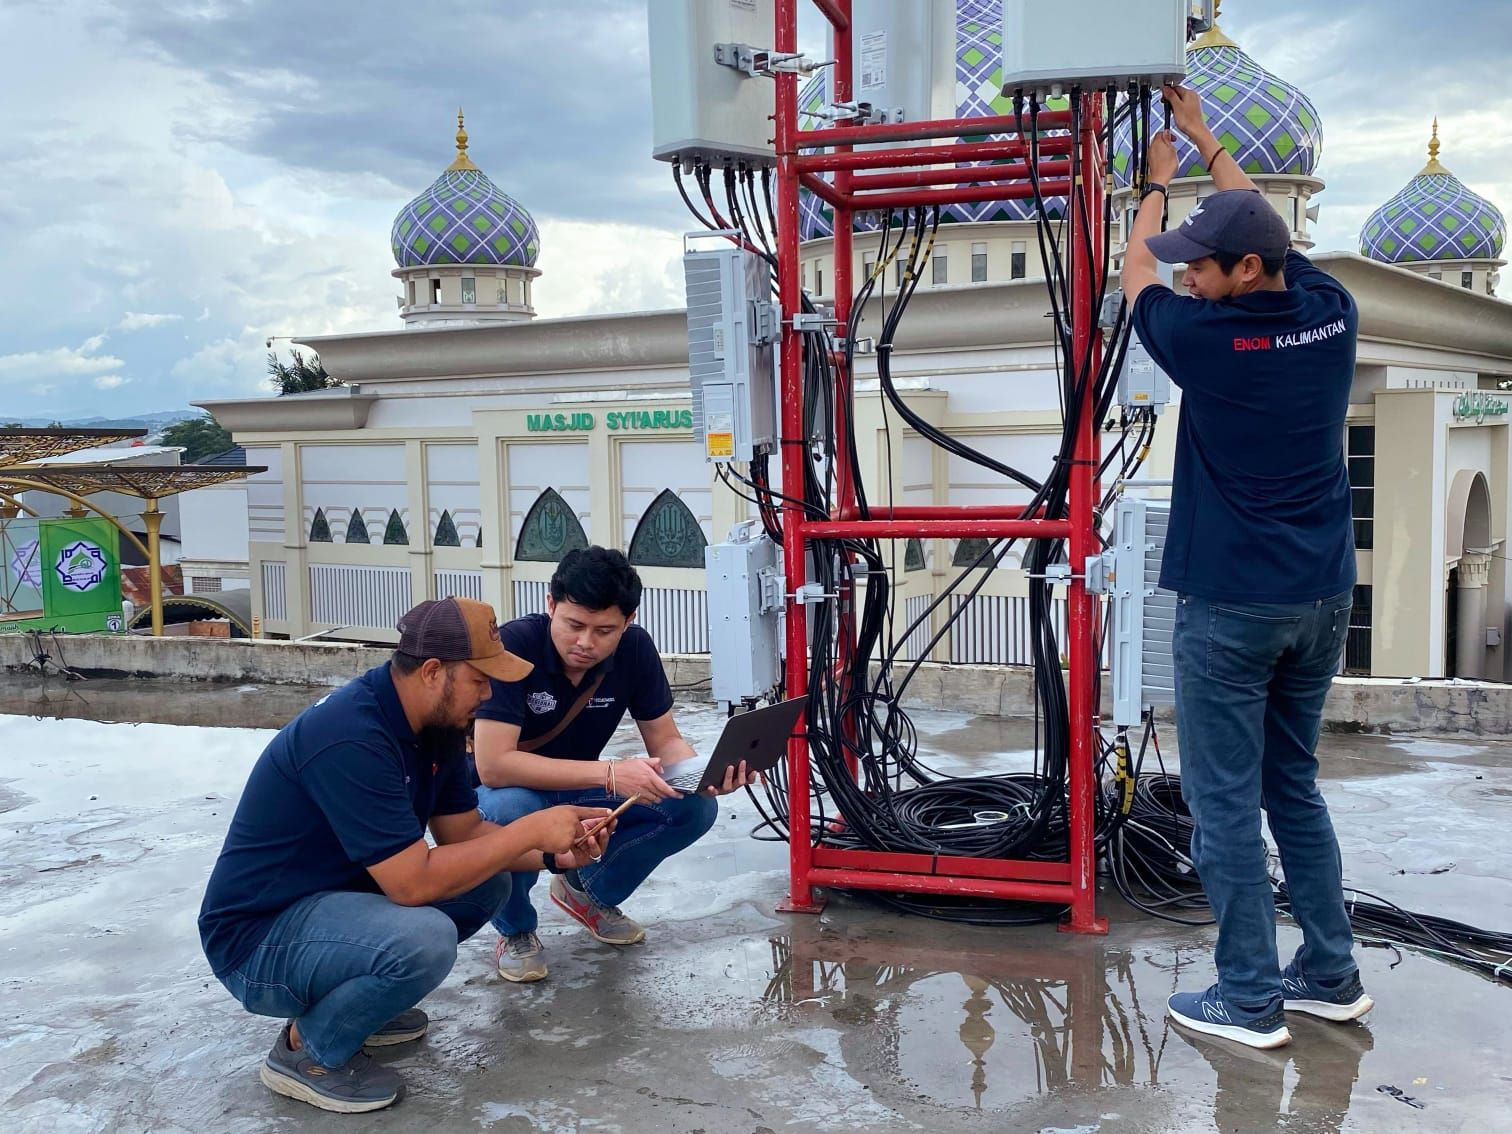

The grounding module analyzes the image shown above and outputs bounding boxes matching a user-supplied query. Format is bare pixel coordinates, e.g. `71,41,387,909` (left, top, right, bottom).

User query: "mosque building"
200,2,1512,681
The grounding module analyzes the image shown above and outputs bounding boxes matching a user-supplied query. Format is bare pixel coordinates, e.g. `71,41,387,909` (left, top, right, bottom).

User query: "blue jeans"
1172,589,1358,1009
475,784,718,936
218,875,509,1068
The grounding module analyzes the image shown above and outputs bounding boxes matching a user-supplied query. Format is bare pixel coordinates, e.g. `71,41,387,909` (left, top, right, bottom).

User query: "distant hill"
10,409,203,436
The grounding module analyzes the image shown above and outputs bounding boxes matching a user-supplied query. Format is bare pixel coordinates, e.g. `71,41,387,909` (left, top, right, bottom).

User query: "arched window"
345,509,371,544
515,488,588,563
904,538,926,572
309,507,332,543
952,538,993,567
628,489,707,568
383,509,408,546
434,510,461,547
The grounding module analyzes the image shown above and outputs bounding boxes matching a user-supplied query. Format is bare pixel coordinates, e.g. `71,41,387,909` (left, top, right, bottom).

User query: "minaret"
389,111,543,326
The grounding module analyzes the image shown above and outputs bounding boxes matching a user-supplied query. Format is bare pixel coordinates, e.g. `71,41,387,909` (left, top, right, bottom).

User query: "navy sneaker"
1167,985,1292,1050
260,1023,403,1113
363,1007,429,1047
1281,964,1374,1022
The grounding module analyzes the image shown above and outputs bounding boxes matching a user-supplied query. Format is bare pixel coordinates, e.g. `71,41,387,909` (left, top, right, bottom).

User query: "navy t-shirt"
474,613,674,761
1132,250,1358,603
198,663,477,977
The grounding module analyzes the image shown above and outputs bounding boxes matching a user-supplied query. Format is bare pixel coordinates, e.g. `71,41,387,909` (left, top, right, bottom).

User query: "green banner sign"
41,517,122,620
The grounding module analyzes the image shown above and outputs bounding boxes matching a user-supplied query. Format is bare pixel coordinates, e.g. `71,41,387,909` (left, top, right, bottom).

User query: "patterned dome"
799,0,1066,241
391,112,540,269
1112,8,1322,189
1360,121,1507,265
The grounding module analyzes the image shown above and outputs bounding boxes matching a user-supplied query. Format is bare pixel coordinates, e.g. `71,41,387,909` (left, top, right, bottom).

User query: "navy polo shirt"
1132,250,1358,604
474,613,673,760
198,663,476,978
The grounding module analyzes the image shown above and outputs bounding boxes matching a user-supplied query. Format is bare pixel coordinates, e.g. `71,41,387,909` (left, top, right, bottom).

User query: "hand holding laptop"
701,760,764,797
610,756,679,801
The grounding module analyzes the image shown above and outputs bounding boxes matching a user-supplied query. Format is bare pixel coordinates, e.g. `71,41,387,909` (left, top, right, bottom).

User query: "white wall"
244,445,285,541
425,442,482,547
620,438,714,546
508,442,590,549
300,443,409,543
179,483,249,564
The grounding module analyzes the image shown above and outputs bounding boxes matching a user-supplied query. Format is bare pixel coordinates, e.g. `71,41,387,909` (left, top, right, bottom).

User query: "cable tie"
1495,957,1512,981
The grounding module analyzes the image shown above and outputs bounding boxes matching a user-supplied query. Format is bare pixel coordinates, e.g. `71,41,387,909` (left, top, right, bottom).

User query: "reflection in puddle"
760,923,1372,1128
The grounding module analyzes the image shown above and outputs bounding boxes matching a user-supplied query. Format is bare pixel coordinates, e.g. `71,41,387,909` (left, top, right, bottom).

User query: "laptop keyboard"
664,771,704,792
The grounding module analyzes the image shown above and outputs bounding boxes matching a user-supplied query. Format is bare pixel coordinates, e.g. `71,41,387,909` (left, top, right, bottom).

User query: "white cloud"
78,333,110,353
117,311,182,331
93,375,129,390
0,346,125,381
531,218,686,318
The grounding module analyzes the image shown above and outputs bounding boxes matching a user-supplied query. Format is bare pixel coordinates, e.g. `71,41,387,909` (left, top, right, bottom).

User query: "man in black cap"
1122,86,1371,1050
199,596,616,1113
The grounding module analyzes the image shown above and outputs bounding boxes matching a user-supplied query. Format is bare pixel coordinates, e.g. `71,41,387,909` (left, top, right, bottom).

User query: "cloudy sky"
1,0,1508,420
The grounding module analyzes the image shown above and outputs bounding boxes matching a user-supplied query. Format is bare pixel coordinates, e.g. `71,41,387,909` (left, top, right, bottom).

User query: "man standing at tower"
1120,85,1372,1049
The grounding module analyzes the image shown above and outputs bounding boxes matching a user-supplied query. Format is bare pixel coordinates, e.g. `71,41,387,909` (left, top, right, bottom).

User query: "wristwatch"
542,851,564,875
1145,182,1169,197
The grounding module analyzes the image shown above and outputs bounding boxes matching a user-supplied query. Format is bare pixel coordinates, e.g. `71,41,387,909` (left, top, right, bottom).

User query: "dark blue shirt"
198,664,476,977
474,613,673,760
1132,251,1358,603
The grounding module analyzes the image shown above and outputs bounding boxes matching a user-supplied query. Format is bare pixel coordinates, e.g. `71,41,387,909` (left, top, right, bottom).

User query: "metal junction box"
1000,0,1189,98
706,523,783,707
1108,496,1177,727
1118,331,1172,412
648,0,776,165
683,241,776,463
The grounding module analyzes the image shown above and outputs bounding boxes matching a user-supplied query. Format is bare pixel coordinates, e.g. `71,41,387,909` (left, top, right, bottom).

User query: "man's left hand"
703,760,764,797
1147,130,1180,187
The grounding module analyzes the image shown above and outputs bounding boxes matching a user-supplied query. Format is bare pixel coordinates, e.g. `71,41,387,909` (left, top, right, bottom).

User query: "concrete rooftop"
2,678,1510,1133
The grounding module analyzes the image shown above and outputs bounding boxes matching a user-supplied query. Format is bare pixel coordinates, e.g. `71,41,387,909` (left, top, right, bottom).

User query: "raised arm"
1122,130,1180,301
1162,84,1259,194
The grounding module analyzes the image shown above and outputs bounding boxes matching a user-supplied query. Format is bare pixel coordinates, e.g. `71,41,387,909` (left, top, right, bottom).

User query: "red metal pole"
848,158,1071,192
809,0,848,30
847,181,1072,211
803,519,1072,540
799,171,846,211
805,868,1076,906
775,0,822,915
801,110,1072,148
799,135,1072,173
837,505,1051,520
1061,93,1108,936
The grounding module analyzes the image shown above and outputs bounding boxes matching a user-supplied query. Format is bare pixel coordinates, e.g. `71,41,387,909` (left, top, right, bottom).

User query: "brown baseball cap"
396,597,532,682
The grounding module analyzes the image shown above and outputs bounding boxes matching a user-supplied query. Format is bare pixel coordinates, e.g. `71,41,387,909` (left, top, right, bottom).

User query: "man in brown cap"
199,596,616,1113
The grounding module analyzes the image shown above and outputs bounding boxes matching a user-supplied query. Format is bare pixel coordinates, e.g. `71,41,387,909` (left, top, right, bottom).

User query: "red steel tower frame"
772,0,1108,934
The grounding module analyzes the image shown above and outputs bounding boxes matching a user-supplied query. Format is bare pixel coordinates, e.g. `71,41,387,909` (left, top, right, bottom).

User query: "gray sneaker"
259,1023,403,1113
495,931,548,983
363,1007,428,1047
549,874,646,945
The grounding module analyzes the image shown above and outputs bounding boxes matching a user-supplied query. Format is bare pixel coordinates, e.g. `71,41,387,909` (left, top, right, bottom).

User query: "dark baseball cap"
1146,189,1290,265
396,596,532,682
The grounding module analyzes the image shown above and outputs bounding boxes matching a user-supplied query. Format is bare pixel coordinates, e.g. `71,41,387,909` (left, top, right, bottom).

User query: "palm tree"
267,350,341,396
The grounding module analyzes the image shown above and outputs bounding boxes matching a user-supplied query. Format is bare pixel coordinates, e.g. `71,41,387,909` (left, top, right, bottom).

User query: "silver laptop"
660,697,807,794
